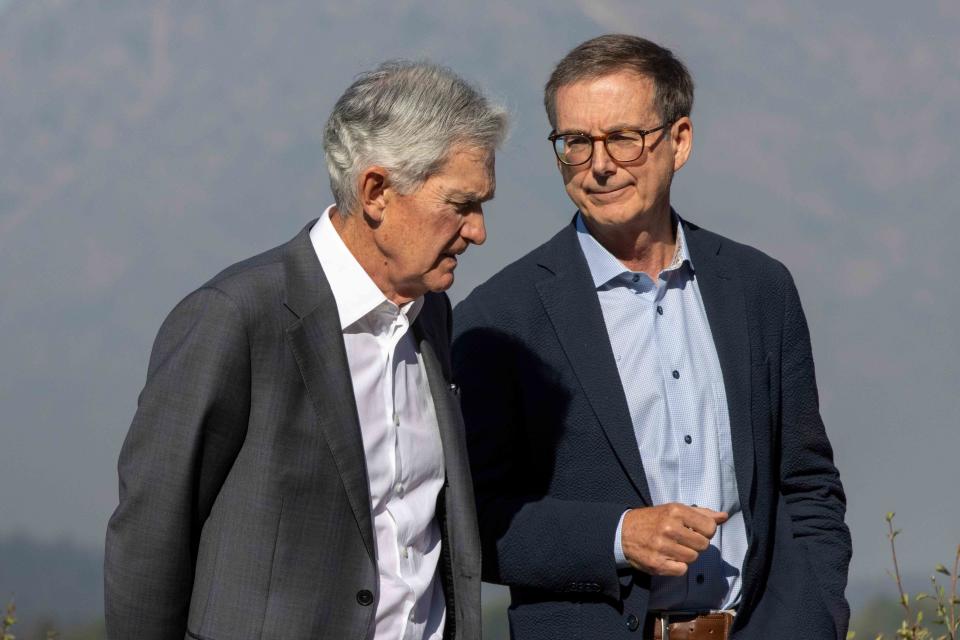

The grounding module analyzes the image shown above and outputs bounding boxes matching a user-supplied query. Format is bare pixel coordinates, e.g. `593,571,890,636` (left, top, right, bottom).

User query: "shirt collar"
575,210,693,289
309,205,423,330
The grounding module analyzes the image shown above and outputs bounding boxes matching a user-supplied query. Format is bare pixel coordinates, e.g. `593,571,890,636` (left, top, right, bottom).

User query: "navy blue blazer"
452,218,851,640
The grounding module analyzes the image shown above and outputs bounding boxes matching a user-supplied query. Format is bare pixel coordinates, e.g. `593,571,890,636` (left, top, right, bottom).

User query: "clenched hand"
621,503,728,576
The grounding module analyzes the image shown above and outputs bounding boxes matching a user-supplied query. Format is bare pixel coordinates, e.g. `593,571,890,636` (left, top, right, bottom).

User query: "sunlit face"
553,70,691,230
375,145,494,300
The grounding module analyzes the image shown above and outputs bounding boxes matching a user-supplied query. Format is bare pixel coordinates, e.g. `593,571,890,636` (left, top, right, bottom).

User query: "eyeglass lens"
554,130,646,165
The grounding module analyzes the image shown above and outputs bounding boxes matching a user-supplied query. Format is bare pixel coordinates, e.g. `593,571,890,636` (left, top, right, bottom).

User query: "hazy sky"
1,0,957,598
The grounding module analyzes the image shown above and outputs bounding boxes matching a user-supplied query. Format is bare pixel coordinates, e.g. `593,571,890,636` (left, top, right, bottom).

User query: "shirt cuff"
614,510,630,568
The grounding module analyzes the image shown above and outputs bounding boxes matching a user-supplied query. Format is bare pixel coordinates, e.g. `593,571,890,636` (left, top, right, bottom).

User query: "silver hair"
323,60,509,215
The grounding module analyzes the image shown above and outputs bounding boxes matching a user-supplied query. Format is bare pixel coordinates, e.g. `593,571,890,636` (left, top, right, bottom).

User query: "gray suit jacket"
105,221,481,640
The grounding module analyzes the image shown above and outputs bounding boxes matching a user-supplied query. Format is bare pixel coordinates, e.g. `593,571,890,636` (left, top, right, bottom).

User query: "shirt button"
401,547,409,558
684,434,692,444
395,483,404,497
632,274,640,283
696,573,705,584
672,370,680,379
657,305,663,315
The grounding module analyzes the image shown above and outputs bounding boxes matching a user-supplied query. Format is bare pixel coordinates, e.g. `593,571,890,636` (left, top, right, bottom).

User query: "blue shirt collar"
575,210,693,289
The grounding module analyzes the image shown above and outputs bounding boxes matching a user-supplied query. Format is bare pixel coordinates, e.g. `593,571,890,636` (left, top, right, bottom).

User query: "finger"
630,554,690,577
681,509,723,538
660,518,710,552
656,558,691,577
658,536,701,564
672,526,712,553
704,509,729,524
691,506,728,521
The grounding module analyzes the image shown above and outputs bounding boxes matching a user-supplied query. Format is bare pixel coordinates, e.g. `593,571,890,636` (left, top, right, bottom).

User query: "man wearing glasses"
452,35,850,639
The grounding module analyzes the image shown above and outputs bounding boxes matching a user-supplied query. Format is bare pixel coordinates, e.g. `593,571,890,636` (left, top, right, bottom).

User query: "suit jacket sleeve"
104,286,251,639
452,295,627,599
777,267,852,635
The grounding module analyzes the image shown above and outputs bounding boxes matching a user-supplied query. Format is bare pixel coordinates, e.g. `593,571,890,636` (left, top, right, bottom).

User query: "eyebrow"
554,123,652,136
446,188,495,203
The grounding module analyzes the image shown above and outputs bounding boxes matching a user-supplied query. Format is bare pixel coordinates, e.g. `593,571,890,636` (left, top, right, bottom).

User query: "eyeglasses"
548,122,672,166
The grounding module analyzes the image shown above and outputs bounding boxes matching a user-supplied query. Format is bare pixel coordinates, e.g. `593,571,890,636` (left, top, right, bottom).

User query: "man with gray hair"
454,34,850,639
105,60,507,640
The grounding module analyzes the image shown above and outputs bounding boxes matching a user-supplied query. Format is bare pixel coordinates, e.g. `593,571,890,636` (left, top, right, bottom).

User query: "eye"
607,131,642,143
563,135,591,149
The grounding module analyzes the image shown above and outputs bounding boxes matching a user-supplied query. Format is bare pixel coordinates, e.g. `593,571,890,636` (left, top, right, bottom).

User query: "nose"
461,210,487,246
590,139,617,177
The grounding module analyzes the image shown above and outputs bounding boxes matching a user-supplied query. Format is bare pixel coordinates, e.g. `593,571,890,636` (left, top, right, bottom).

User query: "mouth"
588,185,629,201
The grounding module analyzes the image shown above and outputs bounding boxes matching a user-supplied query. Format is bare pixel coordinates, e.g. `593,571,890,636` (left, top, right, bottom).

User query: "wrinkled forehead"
554,71,659,130
439,145,497,198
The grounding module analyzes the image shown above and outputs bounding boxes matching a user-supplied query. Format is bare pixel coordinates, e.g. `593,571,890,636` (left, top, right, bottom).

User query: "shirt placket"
645,270,687,606
383,306,421,640
660,268,720,602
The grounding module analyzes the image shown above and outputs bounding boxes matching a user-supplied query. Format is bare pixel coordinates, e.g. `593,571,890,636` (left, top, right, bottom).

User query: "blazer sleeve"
104,286,251,639
452,295,627,600
776,268,852,637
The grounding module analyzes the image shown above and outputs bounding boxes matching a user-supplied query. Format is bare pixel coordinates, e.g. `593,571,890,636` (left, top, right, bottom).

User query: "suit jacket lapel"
535,224,653,504
414,302,480,564
416,298,482,634
281,222,375,561
684,221,756,530
414,307,465,485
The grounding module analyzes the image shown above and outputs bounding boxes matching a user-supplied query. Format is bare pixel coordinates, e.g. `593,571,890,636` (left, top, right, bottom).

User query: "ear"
671,117,693,172
357,166,390,223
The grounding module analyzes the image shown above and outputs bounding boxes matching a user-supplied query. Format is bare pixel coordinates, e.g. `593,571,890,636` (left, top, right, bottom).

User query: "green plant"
849,513,960,640
0,600,64,640
2,600,15,640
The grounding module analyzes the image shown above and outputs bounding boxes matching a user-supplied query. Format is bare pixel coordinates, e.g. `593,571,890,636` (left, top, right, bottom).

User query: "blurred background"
1,1,958,637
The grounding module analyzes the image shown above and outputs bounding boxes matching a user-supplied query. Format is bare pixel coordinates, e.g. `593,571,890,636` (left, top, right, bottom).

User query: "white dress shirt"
311,206,447,640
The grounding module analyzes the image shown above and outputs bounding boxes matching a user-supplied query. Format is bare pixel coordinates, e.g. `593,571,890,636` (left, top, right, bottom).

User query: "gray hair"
323,60,509,215
544,34,694,129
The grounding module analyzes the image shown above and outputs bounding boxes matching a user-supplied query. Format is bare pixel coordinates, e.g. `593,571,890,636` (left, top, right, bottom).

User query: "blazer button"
626,613,640,631
356,589,374,606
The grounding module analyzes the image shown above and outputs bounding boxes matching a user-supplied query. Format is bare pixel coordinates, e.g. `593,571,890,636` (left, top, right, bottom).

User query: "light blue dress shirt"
575,213,746,611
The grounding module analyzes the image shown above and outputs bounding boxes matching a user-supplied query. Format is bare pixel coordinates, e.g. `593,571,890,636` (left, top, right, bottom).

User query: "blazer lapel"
684,221,755,530
415,312,468,489
415,297,482,631
414,301,479,561
534,225,653,504
281,222,375,560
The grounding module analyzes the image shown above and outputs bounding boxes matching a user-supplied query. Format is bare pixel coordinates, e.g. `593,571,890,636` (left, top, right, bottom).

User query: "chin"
426,271,456,293
582,203,640,226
